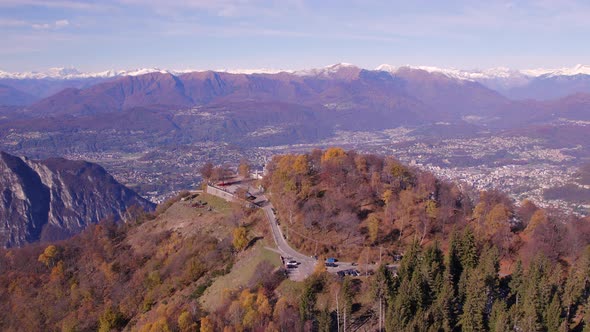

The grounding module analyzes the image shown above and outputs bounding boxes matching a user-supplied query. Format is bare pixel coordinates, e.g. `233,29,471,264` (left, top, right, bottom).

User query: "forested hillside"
2,149,590,331
262,148,590,330
0,192,260,331
264,148,590,262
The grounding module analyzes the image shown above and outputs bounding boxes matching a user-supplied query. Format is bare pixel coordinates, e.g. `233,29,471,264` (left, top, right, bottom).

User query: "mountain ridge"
3,63,590,108
0,151,155,248
3,63,590,80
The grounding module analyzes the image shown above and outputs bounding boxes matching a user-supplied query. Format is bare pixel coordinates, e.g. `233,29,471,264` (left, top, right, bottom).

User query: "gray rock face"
0,151,154,247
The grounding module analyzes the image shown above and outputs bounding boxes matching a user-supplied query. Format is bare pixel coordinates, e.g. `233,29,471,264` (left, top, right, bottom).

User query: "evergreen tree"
299,276,323,323
460,270,487,332
398,241,421,280
545,292,562,332
489,300,510,332
515,255,552,332
341,277,354,329
479,245,500,317
372,264,394,331
563,246,590,328
432,271,457,332
421,242,445,305
509,260,524,306
448,230,463,287
389,276,418,330
459,228,478,270
317,307,332,332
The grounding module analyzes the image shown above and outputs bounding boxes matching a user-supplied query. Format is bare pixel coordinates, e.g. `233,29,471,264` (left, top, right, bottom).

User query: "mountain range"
3,63,590,102
0,63,588,247
0,63,587,153
0,151,154,248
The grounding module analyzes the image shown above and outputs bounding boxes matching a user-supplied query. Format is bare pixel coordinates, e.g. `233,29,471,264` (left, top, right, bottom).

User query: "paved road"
209,181,385,281
259,196,317,281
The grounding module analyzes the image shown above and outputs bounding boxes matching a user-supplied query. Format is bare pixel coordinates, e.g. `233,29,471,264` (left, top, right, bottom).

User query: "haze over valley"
0,63,588,215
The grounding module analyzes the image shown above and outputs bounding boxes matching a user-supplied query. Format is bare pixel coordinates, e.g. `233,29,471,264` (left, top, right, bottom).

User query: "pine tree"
489,300,510,332
509,260,524,306
433,271,457,332
479,245,500,317
341,277,354,329
460,228,478,270
390,278,415,330
317,307,332,332
545,292,562,332
515,255,551,332
299,276,323,323
563,246,590,328
372,264,394,331
460,270,487,332
421,242,445,303
447,230,463,292
398,240,421,280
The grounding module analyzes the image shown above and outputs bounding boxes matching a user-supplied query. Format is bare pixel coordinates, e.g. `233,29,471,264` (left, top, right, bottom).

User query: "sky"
1,0,590,72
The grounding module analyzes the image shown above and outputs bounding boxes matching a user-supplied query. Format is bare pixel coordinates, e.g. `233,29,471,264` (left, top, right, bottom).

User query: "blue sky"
1,0,590,72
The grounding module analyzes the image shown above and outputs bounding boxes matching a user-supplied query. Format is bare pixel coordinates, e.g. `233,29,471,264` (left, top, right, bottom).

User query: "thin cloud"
0,18,27,27
31,19,70,30
55,19,69,27
31,23,51,30
0,0,109,11
116,0,302,18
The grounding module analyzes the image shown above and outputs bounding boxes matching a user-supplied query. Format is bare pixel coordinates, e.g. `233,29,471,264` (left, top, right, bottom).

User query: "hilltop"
1,149,590,331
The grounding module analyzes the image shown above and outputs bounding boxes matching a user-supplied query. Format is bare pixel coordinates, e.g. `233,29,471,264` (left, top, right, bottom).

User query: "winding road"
208,181,371,281
259,196,317,281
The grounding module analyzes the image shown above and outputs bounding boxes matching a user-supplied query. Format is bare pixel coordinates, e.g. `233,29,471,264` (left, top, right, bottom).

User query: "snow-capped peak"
522,64,590,77
214,68,292,75
2,63,590,82
375,64,527,81
294,63,360,77
0,67,180,80
376,63,590,81
375,64,398,73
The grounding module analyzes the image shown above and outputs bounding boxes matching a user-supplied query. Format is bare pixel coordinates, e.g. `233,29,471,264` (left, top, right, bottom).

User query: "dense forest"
264,148,590,263
1,148,590,331
261,148,590,331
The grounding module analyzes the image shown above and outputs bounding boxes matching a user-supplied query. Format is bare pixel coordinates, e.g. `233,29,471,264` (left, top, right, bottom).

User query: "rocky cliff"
0,151,154,247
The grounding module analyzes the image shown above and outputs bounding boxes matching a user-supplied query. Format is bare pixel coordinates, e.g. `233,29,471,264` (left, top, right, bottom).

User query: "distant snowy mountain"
294,63,357,76
2,63,590,100
375,63,590,81
0,67,295,80
0,67,178,80
375,64,590,99
3,63,590,81
522,64,590,77
214,68,291,75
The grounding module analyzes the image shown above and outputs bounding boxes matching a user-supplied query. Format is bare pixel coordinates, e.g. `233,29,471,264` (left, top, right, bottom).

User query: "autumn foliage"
2,149,590,331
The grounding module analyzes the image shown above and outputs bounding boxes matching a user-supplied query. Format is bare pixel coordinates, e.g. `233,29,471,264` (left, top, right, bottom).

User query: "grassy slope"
200,243,281,311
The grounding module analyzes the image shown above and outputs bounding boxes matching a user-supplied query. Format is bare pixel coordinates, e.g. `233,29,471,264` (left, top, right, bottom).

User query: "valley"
4,1,590,330
0,64,587,215
3,120,585,215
